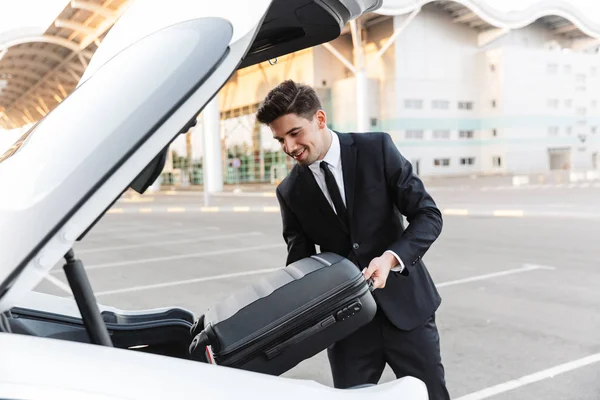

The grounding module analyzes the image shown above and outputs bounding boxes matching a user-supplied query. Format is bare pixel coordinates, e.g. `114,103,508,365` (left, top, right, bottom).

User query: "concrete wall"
388,5,486,176
496,44,600,173
487,21,572,50
381,5,600,176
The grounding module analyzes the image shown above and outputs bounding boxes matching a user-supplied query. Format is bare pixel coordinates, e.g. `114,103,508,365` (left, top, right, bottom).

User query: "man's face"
270,110,330,166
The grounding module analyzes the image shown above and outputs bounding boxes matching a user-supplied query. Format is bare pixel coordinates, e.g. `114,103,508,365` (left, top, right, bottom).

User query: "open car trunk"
0,0,382,309
0,0,428,398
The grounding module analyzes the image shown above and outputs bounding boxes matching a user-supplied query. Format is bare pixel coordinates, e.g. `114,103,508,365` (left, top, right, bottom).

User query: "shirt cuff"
385,250,405,273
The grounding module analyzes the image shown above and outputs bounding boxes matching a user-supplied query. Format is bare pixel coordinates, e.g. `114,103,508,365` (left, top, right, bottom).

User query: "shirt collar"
309,129,340,172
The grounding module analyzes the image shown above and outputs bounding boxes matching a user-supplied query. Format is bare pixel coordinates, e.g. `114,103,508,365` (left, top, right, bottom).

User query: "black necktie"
320,161,348,228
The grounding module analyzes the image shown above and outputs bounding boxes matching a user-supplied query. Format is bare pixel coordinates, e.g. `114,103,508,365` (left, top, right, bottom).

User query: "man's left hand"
362,252,398,289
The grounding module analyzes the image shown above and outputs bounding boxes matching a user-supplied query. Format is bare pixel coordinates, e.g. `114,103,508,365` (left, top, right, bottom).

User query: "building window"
577,107,587,116
490,64,496,72
432,100,449,109
576,74,586,84
459,130,474,139
433,130,450,139
493,156,502,167
565,99,572,108
458,101,473,110
548,99,559,108
564,65,572,73
566,126,572,135
405,130,424,139
491,99,497,108
404,99,423,109
592,100,597,108
460,157,475,165
592,126,597,134
370,118,378,127
434,158,450,167
547,63,557,73
548,127,559,136
492,129,498,137
591,67,597,76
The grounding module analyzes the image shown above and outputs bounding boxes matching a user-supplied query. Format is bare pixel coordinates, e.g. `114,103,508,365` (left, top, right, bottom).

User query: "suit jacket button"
352,243,359,250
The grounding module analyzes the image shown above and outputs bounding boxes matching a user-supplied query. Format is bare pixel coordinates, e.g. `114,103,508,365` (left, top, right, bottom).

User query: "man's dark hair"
256,80,322,125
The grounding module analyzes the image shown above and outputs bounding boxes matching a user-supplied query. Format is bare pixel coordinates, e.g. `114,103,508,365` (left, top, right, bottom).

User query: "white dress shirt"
308,129,405,273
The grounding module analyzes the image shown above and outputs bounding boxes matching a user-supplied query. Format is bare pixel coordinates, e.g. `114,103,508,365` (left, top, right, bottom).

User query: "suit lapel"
296,163,349,234
337,131,356,229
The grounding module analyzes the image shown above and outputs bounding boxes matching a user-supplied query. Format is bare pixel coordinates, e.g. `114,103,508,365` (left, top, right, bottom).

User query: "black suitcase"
189,252,377,375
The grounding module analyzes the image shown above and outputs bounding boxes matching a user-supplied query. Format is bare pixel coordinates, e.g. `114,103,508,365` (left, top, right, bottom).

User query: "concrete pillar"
355,69,369,132
203,96,223,193
350,19,369,133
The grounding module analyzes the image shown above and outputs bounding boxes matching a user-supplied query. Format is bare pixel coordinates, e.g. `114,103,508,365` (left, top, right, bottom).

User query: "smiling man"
256,79,449,398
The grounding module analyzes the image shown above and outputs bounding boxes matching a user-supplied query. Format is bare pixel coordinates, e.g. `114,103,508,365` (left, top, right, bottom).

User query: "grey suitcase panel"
189,252,377,375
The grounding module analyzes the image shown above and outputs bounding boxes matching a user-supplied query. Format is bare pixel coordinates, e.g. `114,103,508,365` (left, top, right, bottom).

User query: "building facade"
168,1,600,183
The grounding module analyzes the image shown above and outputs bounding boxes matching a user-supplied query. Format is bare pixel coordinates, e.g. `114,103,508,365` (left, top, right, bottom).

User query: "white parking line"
94,263,555,296
91,225,149,234
90,221,190,232
77,232,263,254
83,226,219,241
436,264,554,288
81,243,284,271
492,209,524,217
443,208,469,216
43,274,73,295
95,268,282,296
455,352,600,400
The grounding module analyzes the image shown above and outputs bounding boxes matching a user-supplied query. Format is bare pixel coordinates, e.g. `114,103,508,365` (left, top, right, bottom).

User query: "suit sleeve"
276,186,316,266
381,132,443,275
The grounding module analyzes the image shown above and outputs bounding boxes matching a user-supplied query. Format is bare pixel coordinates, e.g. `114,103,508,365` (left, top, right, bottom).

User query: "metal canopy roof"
434,0,593,39
537,15,591,40
0,0,130,130
2,0,599,130
434,1,495,31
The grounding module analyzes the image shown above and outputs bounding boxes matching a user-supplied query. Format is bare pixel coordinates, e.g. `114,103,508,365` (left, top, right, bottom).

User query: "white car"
0,1,427,398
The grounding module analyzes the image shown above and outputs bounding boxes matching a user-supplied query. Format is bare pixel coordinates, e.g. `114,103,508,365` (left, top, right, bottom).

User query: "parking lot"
35,180,600,399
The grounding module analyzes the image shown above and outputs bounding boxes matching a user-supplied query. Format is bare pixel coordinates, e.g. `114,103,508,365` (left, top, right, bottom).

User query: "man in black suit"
256,80,450,399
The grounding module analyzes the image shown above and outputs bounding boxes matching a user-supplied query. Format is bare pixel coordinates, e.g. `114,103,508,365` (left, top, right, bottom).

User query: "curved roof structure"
1,0,600,130
0,0,131,129
376,0,600,42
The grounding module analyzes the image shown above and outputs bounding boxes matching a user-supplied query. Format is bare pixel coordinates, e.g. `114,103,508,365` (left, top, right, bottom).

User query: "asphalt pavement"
112,179,600,220
33,180,600,399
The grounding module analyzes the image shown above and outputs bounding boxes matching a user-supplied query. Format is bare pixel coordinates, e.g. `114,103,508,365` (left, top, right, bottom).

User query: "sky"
484,0,597,14
0,0,599,37
0,0,70,37
1,0,600,144
381,0,600,23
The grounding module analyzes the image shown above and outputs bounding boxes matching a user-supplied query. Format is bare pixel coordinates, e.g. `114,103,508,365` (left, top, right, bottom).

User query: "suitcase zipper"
216,274,368,367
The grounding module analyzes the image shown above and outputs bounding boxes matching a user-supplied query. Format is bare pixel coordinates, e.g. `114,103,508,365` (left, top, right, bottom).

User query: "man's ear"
315,109,327,129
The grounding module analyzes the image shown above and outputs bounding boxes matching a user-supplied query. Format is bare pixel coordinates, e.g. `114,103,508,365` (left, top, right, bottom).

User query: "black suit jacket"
275,130,443,331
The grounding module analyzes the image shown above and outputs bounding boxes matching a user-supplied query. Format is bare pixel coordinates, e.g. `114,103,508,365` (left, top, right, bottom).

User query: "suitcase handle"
367,278,375,292
264,314,337,360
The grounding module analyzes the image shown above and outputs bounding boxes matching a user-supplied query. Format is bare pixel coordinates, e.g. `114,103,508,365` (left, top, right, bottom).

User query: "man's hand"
362,252,398,289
